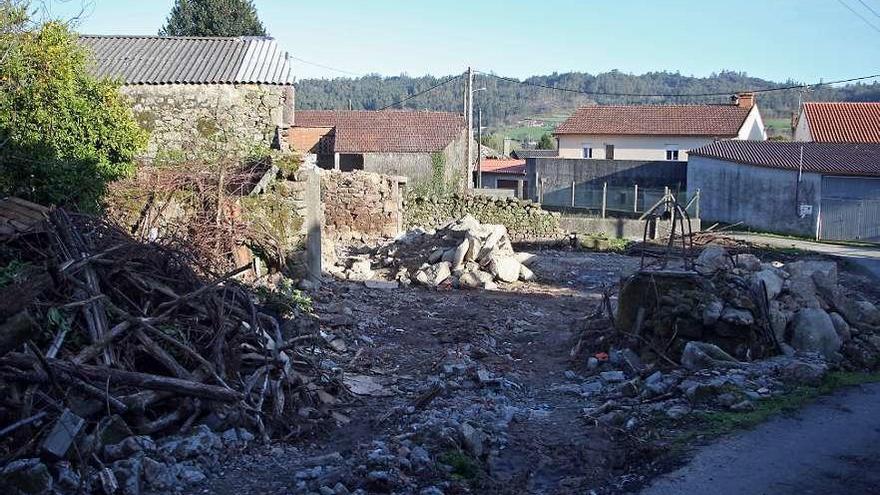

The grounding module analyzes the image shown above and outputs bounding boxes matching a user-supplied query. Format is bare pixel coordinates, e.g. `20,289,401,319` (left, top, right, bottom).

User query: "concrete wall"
362,130,469,191
687,156,821,237
558,214,702,240
557,134,717,161
528,158,688,207
123,83,292,158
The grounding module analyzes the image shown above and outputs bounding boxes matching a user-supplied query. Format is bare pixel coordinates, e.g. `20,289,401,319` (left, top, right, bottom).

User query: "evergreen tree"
160,0,267,37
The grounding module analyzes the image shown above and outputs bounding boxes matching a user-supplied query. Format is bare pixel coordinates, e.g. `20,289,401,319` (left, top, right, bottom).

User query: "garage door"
821,177,880,242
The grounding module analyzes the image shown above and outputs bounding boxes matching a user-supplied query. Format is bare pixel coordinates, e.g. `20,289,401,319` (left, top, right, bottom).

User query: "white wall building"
554,93,766,162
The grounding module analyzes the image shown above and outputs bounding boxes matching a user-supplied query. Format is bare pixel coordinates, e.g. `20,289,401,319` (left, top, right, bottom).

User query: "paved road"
637,383,880,495
728,233,880,280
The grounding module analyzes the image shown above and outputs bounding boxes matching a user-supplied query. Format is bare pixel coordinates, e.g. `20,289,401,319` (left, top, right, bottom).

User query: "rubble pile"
0,208,341,494
331,215,538,290
616,245,880,368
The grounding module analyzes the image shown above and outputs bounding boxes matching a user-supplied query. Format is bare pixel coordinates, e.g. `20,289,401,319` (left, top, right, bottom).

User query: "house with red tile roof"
688,140,880,241
554,93,766,162
288,110,467,189
793,102,880,143
477,158,528,198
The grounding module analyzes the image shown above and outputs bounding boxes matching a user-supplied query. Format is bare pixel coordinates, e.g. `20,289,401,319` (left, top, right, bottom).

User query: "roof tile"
689,141,880,177
802,102,880,143
295,110,465,153
555,104,752,137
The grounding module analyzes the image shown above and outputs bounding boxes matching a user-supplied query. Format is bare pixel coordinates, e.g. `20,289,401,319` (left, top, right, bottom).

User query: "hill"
295,70,880,135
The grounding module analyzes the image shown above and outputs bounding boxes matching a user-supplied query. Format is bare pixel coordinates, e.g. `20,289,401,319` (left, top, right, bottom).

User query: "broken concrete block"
519,264,535,282
489,255,521,283
695,246,733,275
364,280,399,290
41,409,85,459
680,341,742,370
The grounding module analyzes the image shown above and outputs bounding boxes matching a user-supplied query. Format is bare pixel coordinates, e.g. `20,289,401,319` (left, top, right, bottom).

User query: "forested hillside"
295,70,880,128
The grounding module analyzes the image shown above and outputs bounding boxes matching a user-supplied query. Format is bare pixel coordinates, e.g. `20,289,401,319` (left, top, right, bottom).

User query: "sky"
46,0,880,84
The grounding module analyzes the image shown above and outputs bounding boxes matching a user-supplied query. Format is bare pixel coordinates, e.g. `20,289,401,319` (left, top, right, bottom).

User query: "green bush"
0,9,148,210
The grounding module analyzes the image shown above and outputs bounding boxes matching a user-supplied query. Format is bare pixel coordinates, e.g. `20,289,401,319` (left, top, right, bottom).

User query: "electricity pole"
477,107,483,189
465,67,474,190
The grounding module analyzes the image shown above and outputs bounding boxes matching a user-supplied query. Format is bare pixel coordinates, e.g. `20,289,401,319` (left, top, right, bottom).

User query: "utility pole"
465,67,474,190
477,106,483,189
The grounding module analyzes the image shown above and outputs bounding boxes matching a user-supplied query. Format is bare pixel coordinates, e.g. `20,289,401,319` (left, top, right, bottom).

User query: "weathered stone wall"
123,83,292,158
320,170,405,242
404,194,561,240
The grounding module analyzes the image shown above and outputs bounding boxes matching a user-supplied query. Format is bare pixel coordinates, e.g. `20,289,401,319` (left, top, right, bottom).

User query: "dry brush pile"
0,207,341,492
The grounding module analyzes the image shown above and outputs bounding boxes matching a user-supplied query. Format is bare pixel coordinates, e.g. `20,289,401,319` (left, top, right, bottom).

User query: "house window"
605,144,615,160
666,148,680,161
582,146,592,159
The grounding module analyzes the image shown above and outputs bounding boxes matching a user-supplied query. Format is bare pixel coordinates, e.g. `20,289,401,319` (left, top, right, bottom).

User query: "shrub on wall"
0,9,148,210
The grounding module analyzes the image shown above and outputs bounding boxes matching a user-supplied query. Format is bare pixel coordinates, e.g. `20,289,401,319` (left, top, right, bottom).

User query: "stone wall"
404,194,561,240
320,170,405,242
123,83,292,158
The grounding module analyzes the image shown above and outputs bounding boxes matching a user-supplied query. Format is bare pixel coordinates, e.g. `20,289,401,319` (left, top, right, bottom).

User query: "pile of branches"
0,208,341,465
106,158,275,275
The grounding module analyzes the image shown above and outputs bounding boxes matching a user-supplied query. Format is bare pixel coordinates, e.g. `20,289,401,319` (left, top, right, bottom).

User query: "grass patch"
697,371,880,437
578,233,631,252
438,450,481,481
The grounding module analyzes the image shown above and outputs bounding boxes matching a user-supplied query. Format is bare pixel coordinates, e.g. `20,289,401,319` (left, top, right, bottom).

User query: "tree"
0,3,148,210
537,133,556,150
160,0,267,37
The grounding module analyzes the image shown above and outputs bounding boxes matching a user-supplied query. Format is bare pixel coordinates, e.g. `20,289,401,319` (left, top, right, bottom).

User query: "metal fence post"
602,182,607,218
633,184,639,213
695,188,701,218
571,181,576,207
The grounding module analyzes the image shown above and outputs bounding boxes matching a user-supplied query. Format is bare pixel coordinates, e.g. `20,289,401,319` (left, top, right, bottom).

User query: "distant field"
493,113,569,142
764,118,792,139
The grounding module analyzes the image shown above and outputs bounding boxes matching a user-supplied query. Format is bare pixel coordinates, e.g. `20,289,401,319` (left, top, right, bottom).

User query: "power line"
475,71,880,98
288,55,362,77
836,0,880,34
856,0,880,19
378,74,463,110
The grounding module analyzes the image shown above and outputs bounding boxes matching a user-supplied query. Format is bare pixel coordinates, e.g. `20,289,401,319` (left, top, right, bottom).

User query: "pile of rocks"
616,245,880,368
0,423,254,494
330,215,538,290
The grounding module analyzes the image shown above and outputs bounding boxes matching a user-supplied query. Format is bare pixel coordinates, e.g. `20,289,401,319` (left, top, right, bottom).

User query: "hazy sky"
48,0,880,83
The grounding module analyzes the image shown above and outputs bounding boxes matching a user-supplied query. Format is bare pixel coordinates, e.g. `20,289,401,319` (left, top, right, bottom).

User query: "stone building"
80,35,295,158
288,110,468,190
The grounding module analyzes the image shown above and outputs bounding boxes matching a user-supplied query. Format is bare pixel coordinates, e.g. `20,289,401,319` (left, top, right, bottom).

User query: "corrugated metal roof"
79,35,293,85
689,141,880,178
555,104,752,137
803,102,880,143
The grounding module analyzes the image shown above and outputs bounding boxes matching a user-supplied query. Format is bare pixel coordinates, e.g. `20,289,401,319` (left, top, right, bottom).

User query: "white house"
793,102,880,143
554,93,766,162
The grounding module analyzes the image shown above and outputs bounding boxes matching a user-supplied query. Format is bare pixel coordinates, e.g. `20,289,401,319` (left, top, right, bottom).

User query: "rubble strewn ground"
177,233,880,495
4,210,880,495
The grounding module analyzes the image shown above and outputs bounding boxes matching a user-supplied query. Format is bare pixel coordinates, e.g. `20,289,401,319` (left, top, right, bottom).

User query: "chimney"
735,92,755,109
503,138,513,157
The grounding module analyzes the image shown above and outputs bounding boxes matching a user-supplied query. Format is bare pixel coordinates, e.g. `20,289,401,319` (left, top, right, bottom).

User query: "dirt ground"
182,247,880,495
181,251,653,495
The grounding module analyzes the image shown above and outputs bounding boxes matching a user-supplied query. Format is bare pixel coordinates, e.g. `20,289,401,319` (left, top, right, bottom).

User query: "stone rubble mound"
617,245,880,368
338,215,538,290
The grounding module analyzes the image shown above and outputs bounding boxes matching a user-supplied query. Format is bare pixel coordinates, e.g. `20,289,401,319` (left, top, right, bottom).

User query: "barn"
688,141,880,241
